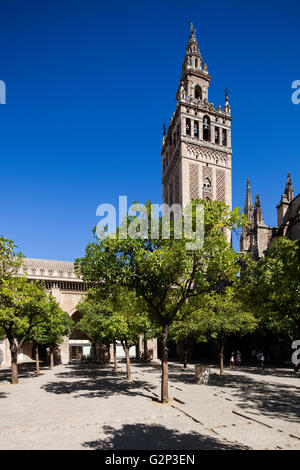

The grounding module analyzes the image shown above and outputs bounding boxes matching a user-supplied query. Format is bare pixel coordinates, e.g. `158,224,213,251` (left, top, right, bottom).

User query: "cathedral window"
215,127,220,144
222,128,227,146
186,118,191,136
203,178,212,196
194,120,199,138
203,115,211,141
195,85,202,100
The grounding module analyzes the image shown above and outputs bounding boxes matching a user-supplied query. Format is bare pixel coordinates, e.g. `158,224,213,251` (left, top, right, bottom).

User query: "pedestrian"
260,351,265,369
257,350,264,369
236,350,241,368
230,352,235,368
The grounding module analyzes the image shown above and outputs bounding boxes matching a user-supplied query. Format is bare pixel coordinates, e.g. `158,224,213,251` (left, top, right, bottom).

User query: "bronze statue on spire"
190,21,196,35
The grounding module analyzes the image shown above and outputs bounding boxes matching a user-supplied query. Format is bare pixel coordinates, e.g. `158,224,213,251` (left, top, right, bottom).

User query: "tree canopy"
76,199,247,401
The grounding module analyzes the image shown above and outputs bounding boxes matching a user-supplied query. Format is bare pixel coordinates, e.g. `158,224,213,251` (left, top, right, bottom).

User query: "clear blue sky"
0,0,299,259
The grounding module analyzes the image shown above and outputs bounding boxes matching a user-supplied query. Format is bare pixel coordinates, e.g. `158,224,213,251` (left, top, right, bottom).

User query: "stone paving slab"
131,362,300,450
0,361,299,450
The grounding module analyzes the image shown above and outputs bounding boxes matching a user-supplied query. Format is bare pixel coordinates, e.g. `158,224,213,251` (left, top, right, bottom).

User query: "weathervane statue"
190,21,196,35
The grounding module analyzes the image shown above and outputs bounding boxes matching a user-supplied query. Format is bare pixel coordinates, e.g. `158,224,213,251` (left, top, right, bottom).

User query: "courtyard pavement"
0,360,299,450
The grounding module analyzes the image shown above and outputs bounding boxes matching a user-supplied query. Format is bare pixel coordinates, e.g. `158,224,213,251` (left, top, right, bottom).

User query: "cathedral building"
5,25,297,368
240,174,300,259
161,23,232,209
1,24,231,368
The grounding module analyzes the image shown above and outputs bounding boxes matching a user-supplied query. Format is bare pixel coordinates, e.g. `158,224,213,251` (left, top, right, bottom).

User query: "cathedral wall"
257,227,273,258
50,288,84,317
0,339,10,366
288,221,300,240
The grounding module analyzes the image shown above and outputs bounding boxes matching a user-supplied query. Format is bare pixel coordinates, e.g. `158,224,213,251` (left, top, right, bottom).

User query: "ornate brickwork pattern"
202,165,213,183
216,169,226,202
189,163,199,200
186,144,228,166
202,166,213,200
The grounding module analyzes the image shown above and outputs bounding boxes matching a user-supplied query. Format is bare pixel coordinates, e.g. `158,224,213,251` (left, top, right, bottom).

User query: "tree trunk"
124,340,131,380
219,338,224,375
35,343,40,374
106,342,111,364
183,340,188,368
143,335,149,362
49,346,55,368
8,335,28,385
113,341,118,373
11,349,19,385
161,324,169,403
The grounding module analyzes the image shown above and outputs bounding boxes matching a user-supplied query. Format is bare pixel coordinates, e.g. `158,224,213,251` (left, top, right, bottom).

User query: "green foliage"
0,236,24,280
75,199,246,329
0,277,49,345
240,237,300,339
77,287,149,347
76,199,247,396
193,286,257,344
169,303,206,344
29,294,73,347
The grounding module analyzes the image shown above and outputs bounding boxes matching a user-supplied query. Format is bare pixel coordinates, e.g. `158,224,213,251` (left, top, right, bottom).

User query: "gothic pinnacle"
244,178,253,217
284,172,294,201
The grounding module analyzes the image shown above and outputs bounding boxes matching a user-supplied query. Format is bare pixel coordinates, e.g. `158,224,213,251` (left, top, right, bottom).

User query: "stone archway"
69,311,94,362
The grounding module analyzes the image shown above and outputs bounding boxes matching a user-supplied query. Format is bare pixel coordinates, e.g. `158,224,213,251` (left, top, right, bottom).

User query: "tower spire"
284,172,294,202
244,179,254,222
254,193,266,227
162,25,232,210
190,21,196,36
182,23,204,75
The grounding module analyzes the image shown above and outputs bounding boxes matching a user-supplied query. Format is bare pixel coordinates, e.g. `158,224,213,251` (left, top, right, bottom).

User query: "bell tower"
161,24,232,208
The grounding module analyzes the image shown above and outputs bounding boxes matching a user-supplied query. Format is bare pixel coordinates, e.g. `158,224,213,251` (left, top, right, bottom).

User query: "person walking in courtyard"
236,350,241,368
230,352,235,368
260,351,265,369
257,350,264,369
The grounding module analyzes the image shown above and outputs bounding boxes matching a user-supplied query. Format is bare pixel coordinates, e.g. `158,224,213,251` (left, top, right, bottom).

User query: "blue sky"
0,0,299,259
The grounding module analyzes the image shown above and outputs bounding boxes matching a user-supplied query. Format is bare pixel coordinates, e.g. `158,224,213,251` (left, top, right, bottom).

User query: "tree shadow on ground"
55,366,120,380
0,362,49,383
131,362,161,372
207,372,300,423
42,368,156,400
0,392,7,398
133,362,199,385
82,423,250,450
168,371,196,385
235,367,300,380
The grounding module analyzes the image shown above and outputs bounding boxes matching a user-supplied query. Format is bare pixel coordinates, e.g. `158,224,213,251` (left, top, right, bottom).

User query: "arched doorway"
69,311,95,361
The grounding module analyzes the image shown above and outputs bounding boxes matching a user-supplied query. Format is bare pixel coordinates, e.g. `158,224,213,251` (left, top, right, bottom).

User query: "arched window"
222,128,227,146
203,115,211,141
215,126,220,144
194,120,199,138
186,118,191,136
195,85,202,100
203,178,211,189
203,178,212,197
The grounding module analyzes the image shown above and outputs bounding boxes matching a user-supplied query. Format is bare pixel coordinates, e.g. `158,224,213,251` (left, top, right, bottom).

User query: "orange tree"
75,199,247,403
